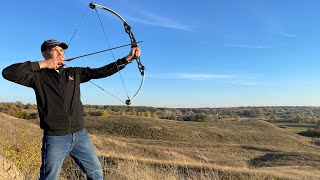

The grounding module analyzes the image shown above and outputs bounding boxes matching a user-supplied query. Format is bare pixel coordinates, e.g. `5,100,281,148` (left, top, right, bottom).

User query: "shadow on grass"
241,145,278,153
249,152,320,168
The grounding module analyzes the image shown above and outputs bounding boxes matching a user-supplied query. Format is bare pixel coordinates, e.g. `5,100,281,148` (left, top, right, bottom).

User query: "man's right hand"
38,57,64,70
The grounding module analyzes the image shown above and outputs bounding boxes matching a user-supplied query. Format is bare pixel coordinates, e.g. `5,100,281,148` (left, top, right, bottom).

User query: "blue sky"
1,0,320,108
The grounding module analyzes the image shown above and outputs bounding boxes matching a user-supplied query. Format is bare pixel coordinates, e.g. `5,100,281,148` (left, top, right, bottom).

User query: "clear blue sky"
1,0,320,108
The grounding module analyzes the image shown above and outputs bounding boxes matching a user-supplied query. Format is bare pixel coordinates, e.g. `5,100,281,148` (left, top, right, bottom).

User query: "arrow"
65,40,143,62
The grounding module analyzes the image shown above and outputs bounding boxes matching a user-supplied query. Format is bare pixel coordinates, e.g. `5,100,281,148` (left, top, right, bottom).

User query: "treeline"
1,102,320,124
0,102,38,119
0,102,208,122
83,105,208,122
182,106,320,124
79,105,320,124
83,105,159,119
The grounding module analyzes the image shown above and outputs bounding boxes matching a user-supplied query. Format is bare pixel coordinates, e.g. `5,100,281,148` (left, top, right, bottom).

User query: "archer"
2,39,140,179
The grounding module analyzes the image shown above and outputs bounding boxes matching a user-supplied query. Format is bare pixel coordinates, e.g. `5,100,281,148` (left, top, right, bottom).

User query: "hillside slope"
0,112,41,179
85,116,320,179
85,116,318,150
1,113,320,179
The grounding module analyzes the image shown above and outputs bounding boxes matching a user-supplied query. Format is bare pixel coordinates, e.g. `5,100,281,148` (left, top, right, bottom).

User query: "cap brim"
58,42,68,50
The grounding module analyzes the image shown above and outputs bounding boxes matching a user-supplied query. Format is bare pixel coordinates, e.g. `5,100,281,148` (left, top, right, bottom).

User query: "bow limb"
126,65,145,105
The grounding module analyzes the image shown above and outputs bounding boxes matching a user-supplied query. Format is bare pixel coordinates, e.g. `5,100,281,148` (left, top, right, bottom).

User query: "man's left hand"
125,46,141,62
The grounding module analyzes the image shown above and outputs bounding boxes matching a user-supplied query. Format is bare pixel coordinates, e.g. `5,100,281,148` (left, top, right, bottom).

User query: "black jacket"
2,58,128,135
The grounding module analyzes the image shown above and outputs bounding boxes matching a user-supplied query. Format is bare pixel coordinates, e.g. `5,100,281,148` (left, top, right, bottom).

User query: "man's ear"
42,51,48,59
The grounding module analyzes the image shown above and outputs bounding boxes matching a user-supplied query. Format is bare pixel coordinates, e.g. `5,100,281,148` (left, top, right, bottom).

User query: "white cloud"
230,80,258,86
224,44,270,49
280,33,297,38
177,73,234,80
127,10,192,31
149,73,234,80
148,72,271,87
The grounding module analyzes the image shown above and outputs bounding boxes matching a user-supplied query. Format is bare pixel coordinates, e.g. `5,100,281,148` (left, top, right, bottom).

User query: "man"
2,39,140,179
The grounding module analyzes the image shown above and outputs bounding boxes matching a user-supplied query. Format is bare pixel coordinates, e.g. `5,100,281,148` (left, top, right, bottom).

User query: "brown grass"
0,155,24,180
0,112,41,179
1,112,320,179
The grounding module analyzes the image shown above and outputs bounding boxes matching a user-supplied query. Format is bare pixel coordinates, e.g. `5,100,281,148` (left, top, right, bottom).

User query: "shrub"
298,128,320,137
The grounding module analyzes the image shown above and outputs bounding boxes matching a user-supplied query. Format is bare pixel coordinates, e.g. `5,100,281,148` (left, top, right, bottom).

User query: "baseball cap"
41,39,68,52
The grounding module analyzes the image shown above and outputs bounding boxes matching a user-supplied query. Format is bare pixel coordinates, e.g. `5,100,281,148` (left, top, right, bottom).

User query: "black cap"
41,39,68,52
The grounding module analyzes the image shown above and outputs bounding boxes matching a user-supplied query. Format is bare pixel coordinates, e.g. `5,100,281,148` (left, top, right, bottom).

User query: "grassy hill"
0,112,41,179
1,112,320,179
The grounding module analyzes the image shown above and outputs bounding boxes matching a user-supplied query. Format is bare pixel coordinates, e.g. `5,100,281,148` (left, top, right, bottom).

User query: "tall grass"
60,155,284,180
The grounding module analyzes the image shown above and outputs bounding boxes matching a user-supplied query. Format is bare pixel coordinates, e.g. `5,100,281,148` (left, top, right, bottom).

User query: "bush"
89,111,109,117
194,114,208,122
298,128,320,137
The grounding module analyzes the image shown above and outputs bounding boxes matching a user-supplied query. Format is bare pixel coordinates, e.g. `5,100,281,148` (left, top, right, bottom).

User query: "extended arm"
79,57,128,83
79,46,140,83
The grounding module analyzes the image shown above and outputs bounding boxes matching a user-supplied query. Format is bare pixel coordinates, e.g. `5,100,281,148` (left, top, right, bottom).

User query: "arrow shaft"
65,40,143,62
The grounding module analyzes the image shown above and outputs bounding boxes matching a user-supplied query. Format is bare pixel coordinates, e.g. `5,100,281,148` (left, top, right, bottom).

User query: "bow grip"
131,41,138,48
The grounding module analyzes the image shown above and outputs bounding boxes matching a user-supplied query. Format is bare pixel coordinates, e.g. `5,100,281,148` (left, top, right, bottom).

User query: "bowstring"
93,8,131,102
65,6,126,105
67,7,89,48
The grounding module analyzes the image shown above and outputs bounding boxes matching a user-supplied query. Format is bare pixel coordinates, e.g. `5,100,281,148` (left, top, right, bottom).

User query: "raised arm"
2,61,40,87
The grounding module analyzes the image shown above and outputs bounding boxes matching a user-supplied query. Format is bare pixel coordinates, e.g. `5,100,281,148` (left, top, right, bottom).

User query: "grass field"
274,123,318,133
1,113,320,179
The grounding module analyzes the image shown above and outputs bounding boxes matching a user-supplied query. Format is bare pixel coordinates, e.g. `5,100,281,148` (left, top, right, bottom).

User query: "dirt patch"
0,155,24,180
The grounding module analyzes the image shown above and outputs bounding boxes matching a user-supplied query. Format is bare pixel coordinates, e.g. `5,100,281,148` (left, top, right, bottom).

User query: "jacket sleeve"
2,61,40,87
78,57,129,83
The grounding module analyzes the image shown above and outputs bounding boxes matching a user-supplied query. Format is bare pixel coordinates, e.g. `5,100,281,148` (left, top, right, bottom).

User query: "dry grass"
60,155,283,180
0,155,24,180
0,113,42,179
260,166,320,180
0,112,320,179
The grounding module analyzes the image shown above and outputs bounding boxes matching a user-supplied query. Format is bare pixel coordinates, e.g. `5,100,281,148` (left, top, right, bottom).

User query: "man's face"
43,46,65,62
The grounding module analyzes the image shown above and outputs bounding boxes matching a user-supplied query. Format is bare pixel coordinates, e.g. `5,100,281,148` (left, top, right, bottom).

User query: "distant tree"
269,114,278,122
83,111,89,117
89,111,106,116
24,103,32,109
242,109,264,118
28,112,38,119
295,113,305,123
194,114,207,122
256,109,264,118
130,109,137,116
104,107,112,114
139,112,145,117
121,111,127,116
16,111,27,119
242,110,253,117
152,112,158,119
4,106,20,117
15,101,24,109
101,111,109,117
145,111,151,118
160,109,173,119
